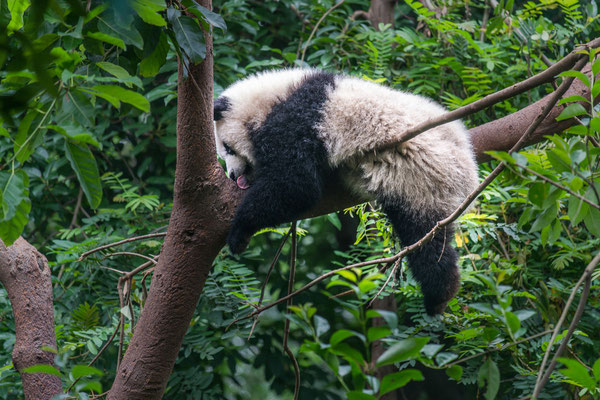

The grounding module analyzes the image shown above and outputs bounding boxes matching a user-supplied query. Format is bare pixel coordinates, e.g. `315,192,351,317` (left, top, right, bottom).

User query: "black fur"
214,96,230,121
380,196,459,315
227,72,335,253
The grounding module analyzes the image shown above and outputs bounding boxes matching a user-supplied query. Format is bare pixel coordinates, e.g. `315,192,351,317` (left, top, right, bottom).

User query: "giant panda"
213,69,479,315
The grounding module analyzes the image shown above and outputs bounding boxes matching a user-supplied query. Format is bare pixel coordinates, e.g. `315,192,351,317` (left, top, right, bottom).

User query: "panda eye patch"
223,143,236,156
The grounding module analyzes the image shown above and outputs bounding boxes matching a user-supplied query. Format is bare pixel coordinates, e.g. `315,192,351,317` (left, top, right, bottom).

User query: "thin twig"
445,329,554,368
78,233,166,260
249,228,293,338
69,189,83,229
532,251,600,398
102,251,158,263
513,162,600,210
283,222,301,400
300,0,346,63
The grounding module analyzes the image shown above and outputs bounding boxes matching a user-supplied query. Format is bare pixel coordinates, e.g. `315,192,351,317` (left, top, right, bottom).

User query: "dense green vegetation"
1,0,600,399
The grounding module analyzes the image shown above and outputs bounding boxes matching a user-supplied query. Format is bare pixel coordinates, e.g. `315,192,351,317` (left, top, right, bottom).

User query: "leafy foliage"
1,0,600,399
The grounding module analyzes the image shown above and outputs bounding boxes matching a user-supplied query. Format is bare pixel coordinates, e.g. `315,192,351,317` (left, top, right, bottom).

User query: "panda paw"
227,229,252,254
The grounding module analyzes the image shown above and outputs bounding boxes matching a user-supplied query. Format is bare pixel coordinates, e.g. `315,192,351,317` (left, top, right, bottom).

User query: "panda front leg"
381,199,460,315
227,169,324,254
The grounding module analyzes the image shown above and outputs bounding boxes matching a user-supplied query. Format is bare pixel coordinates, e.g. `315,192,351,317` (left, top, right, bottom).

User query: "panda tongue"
236,175,250,190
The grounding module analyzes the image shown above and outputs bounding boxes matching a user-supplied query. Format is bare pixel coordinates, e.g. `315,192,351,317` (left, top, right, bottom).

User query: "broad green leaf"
358,280,376,293
169,10,206,63
529,202,558,232
504,311,520,337
78,381,102,393
58,90,95,128
528,182,547,208
478,358,500,400
7,0,30,34
72,365,104,379
314,315,330,338
559,70,590,88
568,196,589,225
436,352,459,366
337,269,357,282
0,193,30,246
97,14,143,49
347,392,377,400
64,141,102,209
380,369,424,395
91,85,150,112
592,80,600,99
131,0,166,26
86,31,125,50
367,326,391,342
592,358,600,382
446,365,463,381
22,364,61,377
0,170,28,220
584,206,600,237
376,337,429,367
0,0,11,28
140,32,169,77
558,358,596,389
191,4,227,30
330,343,365,366
13,109,40,163
546,148,571,173
46,124,100,148
557,95,590,106
330,329,364,346
556,103,587,121
369,309,398,329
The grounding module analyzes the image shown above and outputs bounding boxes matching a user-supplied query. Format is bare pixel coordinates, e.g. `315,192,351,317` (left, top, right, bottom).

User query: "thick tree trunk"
369,0,397,28
0,238,61,400
108,1,241,397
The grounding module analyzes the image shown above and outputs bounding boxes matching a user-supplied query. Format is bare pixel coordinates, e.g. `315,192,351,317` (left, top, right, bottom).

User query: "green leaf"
367,326,391,342
556,103,588,121
58,90,95,128
140,32,169,77
191,4,226,30
96,62,131,80
91,85,150,112
97,14,143,50
64,141,102,209
584,206,600,237
375,337,429,367
592,80,600,99
478,358,500,400
592,358,600,383
22,364,61,377
557,95,590,105
168,9,206,63
0,170,30,246
72,365,104,379
380,369,424,395
504,311,521,337
559,70,590,88
529,202,558,232
14,109,44,164
446,365,463,381
78,381,103,393
347,392,377,400
528,182,547,208
558,358,596,389
131,0,166,26
337,269,357,282
46,124,100,148
330,329,364,346
86,31,125,50
7,0,30,34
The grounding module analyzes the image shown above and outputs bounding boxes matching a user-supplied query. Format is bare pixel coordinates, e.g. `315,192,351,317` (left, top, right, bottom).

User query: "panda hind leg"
380,197,460,315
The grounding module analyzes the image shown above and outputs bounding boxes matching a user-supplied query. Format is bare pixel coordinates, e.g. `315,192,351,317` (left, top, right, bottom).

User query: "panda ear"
214,96,231,121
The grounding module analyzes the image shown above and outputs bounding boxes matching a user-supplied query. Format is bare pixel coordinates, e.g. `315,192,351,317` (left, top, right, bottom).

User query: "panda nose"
228,171,236,181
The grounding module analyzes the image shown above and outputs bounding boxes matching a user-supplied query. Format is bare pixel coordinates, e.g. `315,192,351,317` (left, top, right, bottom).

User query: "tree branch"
0,238,61,400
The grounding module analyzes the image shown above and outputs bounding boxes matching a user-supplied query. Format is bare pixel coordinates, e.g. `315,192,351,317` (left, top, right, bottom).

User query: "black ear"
214,96,231,121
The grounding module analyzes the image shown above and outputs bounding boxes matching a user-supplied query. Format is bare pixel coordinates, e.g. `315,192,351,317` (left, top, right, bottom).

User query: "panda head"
213,96,255,190
213,69,311,190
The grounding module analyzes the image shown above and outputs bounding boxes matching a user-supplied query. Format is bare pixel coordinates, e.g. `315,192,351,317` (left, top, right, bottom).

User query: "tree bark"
363,0,397,29
108,1,241,397
0,237,61,400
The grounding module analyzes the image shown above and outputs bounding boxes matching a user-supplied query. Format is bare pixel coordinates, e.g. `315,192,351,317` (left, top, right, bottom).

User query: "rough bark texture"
108,1,240,396
0,237,61,400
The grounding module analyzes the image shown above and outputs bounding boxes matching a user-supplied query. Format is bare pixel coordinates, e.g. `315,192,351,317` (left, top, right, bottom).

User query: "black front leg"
227,168,324,254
